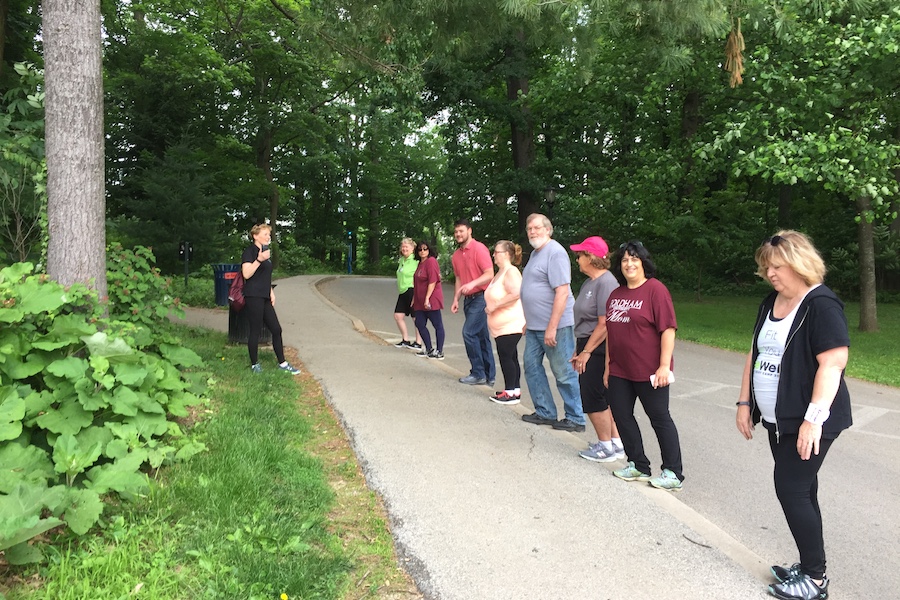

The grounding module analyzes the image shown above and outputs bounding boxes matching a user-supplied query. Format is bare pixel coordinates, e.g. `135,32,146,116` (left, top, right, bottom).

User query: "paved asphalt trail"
179,275,900,600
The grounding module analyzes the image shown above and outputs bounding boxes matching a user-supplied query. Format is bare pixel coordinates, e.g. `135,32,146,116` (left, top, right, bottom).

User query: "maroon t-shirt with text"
606,278,677,382
413,257,444,311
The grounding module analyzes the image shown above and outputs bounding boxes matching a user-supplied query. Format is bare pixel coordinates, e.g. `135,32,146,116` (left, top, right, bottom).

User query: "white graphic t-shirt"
752,285,818,423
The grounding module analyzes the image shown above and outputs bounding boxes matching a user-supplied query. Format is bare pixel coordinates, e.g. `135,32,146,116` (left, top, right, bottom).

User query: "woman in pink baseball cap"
569,236,624,462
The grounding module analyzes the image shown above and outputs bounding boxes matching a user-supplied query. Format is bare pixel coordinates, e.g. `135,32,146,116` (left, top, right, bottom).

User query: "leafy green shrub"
106,244,184,324
276,236,332,275
169,271,217,309
0,262,208,565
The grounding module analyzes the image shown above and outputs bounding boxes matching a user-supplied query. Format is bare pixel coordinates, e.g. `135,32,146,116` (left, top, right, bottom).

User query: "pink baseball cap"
570,236,609,258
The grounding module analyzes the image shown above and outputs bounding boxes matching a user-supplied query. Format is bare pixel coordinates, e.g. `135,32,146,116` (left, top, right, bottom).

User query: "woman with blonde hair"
241,224,301,375
484,240,526,404
392,237,423,350
736,230,851,600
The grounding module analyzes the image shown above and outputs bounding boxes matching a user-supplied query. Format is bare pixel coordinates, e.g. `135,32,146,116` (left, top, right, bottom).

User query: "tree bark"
44,0,107,298
777,184,792,229
856,195,878,332
506,33,538,238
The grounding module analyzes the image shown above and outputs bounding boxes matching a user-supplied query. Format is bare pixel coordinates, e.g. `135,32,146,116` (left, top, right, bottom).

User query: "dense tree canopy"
1,0,898,327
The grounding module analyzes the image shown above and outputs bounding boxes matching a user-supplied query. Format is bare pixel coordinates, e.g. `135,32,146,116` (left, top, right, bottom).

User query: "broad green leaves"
0,260,209,559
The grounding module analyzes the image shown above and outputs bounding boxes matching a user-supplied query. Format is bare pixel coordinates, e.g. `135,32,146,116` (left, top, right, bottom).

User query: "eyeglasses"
525,225,545,233
418,247,429,252
764,235,784,247
493,250,508,256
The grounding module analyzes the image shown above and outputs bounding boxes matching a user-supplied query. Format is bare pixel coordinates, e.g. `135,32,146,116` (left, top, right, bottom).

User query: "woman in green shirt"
393,237,424,349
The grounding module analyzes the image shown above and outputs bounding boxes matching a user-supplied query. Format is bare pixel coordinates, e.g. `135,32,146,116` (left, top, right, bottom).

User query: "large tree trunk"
856,195,878,332
44,0,107,298
506,32,538,238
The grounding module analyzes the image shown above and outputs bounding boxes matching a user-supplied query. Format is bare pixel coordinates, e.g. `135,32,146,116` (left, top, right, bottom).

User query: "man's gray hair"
526,213,553,236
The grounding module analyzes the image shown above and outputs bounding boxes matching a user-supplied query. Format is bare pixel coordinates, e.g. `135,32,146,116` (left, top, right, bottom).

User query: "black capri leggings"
494,333,522,391
245,295,285,365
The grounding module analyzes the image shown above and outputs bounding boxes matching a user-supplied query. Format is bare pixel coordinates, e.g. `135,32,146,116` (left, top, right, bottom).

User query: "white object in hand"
649,373,675,386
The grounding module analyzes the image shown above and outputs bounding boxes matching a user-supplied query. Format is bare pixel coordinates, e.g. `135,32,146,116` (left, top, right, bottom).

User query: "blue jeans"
462,293,495,381
523,326,583,424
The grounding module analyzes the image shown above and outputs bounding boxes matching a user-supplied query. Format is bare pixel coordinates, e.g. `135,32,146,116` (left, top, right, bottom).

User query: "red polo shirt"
451,239,492,294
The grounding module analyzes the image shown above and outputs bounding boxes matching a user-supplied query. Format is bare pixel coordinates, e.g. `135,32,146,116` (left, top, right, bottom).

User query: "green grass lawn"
2,326,418,600
674,293,900,388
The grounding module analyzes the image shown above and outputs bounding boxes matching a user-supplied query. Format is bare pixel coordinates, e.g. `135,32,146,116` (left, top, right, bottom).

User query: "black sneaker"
408,342,422,350
427,350,444,360
394,340,410,348
772,564,802,584
552,418,586,432
416,349,430,358
768,573,828,600
521,412,556,426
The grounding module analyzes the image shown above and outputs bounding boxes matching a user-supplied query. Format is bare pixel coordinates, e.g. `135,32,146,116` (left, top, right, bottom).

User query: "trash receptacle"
228,306,272,345
212,263,240,306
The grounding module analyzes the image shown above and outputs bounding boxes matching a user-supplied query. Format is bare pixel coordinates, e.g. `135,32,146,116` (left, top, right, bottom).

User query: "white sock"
513,388,521,396
599,440,614,452
612,437,623,448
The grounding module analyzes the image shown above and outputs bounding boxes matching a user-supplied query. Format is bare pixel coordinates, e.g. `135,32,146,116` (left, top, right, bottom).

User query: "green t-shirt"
397,255,417,292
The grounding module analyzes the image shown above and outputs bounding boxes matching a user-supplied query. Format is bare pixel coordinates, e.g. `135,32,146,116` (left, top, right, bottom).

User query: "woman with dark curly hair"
604,240,683,491
412,241,446,360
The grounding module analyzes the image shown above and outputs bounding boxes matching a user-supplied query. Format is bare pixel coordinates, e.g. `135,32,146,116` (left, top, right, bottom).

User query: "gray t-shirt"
573,270,619,339
521,239,574,330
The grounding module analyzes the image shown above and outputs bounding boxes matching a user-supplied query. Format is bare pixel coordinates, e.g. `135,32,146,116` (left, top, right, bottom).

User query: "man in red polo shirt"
450,218,496,386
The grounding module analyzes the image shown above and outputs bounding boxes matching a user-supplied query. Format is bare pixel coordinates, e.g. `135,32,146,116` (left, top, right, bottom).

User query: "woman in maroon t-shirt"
604,240,684,491
412,241,446,359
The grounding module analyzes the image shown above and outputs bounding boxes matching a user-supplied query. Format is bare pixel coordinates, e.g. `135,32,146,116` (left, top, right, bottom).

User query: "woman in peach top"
484,240,526,404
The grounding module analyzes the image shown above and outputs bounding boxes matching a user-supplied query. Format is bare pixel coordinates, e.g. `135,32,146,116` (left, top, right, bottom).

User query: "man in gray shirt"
519,213,585,431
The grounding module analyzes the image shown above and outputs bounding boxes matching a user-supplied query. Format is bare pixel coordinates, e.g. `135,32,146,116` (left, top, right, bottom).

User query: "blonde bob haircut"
250,223,272,237
755,230,826,286
400,237,415,250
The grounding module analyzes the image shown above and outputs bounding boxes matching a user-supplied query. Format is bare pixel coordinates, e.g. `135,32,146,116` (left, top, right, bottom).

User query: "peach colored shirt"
486,268,526,337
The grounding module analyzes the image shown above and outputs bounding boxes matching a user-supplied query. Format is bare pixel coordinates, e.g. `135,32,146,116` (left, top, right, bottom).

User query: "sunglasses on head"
764,235,784,247
619,240,644,250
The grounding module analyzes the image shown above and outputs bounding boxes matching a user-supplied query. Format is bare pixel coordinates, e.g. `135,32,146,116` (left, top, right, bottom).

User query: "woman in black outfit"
241,223,301,375
736,230,851,600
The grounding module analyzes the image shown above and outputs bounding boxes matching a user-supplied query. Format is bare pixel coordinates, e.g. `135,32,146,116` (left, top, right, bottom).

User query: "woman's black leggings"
766,426,835,580
494,333,522,390
245,296,285,365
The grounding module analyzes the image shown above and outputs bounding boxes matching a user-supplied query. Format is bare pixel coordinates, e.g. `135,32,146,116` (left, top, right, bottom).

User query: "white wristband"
804,404,830,426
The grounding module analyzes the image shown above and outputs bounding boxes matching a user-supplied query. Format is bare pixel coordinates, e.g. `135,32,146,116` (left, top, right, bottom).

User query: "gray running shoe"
459,374,487,385
278,362,301,375
768,573,828,600
771,564,802,584
250,363,262,374
579,442,619,462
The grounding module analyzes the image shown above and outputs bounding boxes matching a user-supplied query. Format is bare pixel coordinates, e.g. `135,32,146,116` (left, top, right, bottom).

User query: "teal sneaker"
648,469,683,492
613,461,651,482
